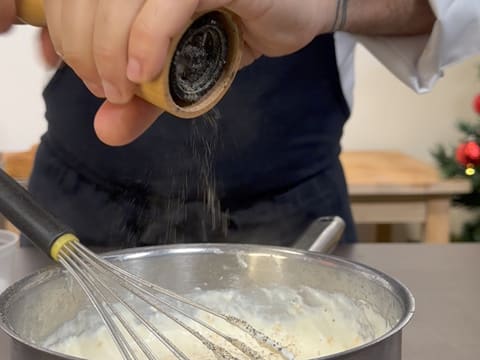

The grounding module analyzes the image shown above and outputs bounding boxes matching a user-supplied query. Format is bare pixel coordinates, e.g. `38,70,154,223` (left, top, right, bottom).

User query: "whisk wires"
56,241,295,360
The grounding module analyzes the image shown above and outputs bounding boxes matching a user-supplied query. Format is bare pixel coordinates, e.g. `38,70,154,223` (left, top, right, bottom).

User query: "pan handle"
292,216,345,254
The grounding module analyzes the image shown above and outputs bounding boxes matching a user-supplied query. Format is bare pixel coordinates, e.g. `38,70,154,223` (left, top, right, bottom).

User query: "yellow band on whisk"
50,233,80,261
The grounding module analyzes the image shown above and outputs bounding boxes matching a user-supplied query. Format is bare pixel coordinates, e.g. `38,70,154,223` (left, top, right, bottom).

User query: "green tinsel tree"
432,68,480,241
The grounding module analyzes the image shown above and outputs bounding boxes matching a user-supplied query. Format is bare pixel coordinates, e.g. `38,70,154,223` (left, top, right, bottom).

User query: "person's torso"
42,34,349,204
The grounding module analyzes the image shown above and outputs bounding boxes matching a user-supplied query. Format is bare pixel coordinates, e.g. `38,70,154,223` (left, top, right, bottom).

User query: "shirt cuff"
354,0,480,93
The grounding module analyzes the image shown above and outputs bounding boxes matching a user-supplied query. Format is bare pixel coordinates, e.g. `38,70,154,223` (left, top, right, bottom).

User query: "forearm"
327,0,436,36
0,0,16,32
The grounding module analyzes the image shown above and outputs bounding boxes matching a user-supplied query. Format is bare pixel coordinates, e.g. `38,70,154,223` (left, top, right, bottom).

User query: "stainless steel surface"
0,243,413,360
56,242,293,360
0,156,345,360
4,244,479,359
0,212,345,360
293,216,345,253
337,244,480,360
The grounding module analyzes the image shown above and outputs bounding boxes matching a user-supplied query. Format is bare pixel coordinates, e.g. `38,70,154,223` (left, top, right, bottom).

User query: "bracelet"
330,0,349,32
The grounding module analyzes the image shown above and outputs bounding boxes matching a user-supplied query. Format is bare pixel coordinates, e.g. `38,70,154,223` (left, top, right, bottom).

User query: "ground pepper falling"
162,108,229,244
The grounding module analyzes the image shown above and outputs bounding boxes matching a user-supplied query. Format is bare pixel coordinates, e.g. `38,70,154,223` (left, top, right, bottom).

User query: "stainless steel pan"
0,217,414,359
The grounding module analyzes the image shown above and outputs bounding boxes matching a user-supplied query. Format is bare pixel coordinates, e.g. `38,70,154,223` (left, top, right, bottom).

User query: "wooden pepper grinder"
16,0,242,119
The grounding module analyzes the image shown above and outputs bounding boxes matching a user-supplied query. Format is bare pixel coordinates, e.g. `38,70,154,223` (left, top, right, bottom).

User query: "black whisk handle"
0,167,74,259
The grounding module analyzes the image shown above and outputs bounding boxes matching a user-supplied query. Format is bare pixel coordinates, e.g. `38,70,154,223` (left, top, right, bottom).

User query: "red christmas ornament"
456,140,480,166
456,143,468,165
466,141,480,163
473,94,480,115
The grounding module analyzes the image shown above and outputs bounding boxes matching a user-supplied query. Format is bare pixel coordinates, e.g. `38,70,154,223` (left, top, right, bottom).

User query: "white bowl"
0,229,19,292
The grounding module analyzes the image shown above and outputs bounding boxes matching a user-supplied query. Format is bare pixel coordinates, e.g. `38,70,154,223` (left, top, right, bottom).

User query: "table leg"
424,198,450,243
375,224,393,242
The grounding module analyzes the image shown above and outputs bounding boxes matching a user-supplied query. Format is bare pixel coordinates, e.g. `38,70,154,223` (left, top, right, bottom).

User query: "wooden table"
340,151,471,243
0,148,471,243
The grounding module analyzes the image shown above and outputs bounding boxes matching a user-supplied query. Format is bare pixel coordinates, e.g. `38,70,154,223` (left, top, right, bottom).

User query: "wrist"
331,0,350,32
316,0,346,35
319,0,436,36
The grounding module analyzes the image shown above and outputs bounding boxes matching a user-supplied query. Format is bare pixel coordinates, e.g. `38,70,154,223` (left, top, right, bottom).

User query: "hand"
0,0,16,32
42,0,335,146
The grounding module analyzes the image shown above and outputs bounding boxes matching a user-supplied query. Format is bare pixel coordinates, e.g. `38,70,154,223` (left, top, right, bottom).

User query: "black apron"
27,34,356,248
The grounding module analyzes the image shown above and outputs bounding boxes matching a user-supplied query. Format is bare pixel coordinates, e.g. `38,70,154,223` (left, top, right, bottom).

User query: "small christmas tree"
432,81,480,241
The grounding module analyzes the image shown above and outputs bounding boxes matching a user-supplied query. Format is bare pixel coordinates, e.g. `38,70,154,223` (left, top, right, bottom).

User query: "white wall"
0,26,48,152
343,45,480,165
344,46,480,240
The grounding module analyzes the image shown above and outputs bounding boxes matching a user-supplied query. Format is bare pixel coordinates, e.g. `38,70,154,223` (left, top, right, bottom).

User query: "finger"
94,97,162,146
38,28,61,69
127,0,199,83
43,0,64,56
225,0,273,19
196,0,233,12
61,0,105,97
93,0,144,104
197,0,271,20
0,0,15,32
239,41,261,68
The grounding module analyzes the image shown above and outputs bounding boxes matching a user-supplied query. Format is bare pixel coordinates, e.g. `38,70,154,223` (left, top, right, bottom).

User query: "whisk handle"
0,167,75,259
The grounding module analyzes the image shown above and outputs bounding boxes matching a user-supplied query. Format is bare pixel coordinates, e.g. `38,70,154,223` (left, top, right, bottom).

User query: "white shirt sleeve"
355,0,480,93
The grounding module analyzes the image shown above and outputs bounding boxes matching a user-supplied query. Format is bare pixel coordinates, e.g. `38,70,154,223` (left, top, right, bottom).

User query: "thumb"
197,0,269,19
38,28,60,69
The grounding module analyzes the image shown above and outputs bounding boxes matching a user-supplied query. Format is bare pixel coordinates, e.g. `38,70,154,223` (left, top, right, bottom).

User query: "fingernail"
102,81,122,103
127,57,142,83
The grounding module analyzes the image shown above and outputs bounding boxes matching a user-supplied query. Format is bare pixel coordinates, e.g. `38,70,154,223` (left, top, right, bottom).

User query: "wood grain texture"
2,144,38,181
341,151,472,243
341,151,471,195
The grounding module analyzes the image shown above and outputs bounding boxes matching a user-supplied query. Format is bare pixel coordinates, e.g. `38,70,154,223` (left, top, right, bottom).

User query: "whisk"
0,168,295,360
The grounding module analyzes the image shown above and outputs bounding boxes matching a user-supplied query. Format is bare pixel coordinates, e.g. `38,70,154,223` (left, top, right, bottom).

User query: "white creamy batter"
45,286,393,359
0,279,8,291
